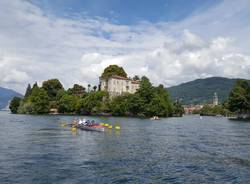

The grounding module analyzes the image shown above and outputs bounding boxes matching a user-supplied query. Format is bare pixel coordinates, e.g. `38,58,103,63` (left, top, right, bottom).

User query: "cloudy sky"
1,0,250,93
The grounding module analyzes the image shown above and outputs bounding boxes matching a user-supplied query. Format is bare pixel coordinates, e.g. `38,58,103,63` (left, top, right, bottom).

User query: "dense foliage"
42,79,64,100
9,97,22,113
228,80,250,113
167,77,249,105
196,105,232,116
67,84,86,97
9,65,183,117
101,65,127,79
18,86,50,114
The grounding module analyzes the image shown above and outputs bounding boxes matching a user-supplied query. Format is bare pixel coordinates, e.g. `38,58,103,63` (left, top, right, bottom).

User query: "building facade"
99,75,140,97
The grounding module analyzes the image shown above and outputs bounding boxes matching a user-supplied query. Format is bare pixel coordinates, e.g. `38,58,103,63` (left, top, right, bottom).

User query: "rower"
82,118,86,125
78,119,83,125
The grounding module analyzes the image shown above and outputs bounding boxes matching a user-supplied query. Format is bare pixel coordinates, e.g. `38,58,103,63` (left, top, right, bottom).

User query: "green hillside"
167,77,248,105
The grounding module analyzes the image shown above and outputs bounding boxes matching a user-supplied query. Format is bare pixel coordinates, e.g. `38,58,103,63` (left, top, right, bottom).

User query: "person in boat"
78,119,83,125
72,118,78,126
90,120,95,126
85,120,90,126
82,118,87,125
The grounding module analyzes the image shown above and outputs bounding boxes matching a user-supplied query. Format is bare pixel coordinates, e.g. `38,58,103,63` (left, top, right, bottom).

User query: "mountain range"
167,77,248,105
0,87,22,110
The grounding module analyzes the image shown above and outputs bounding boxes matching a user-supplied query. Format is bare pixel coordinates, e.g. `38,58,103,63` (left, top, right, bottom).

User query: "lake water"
0,111,250,184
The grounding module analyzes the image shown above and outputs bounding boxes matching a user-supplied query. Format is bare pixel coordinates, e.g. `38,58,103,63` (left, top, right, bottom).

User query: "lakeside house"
184,104,204,114
99,75,140,97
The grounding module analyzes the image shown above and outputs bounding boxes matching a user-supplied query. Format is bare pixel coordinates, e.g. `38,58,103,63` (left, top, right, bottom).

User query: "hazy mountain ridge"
167,77,249,105
0,87,22,110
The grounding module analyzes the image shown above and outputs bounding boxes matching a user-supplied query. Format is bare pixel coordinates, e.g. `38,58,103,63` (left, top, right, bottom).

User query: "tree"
42,79,64,100
28,87,50,114
77,91,107,114
32,82,38,89
24,84,32,98
136,76,154,103
58,94,79,113
93,85,97,92
228,80,250,113
68,84,86,97
145,85,173,117
147,95,169,117
101,65,127,79
18,87,50,114
133,75,140,81
127,93,145,116
9,97,22,113
172,100,184,117
109,94,132,115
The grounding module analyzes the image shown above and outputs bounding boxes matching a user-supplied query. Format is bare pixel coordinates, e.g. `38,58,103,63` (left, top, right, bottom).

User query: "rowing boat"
77,124,105,132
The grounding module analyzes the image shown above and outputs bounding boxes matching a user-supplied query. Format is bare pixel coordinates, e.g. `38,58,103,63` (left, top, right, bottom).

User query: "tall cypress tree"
24,83,32,98
32,82,38,89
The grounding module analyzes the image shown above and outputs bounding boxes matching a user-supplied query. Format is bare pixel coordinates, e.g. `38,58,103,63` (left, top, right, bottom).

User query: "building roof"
109,75,130,80
100,75,140,84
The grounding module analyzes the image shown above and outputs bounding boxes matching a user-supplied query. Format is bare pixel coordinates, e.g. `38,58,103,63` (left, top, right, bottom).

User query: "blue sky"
0,0,250,93
31,0,220,24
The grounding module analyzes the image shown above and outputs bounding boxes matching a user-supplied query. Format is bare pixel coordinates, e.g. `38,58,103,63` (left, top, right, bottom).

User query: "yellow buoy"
71,127,77,131
104,123,109,127
100,123,104,126
115,126,120,130
108,125,113,129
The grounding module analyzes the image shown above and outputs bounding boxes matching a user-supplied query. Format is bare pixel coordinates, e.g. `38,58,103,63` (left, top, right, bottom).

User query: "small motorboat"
150,116,160,120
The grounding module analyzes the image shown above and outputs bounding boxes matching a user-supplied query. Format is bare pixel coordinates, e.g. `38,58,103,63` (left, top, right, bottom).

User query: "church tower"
213,92,219,106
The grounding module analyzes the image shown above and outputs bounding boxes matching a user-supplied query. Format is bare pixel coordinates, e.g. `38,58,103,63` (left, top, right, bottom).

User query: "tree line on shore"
9,65,184,117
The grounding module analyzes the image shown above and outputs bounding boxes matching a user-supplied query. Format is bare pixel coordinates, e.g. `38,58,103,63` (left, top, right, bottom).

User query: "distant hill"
167,77,249,105
0,87,22,110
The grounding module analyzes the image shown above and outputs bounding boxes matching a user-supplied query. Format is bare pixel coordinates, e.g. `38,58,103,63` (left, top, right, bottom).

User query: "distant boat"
150,116,160,120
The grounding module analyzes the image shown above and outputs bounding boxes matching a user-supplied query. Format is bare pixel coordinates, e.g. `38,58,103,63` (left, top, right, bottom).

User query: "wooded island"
9,65,184,117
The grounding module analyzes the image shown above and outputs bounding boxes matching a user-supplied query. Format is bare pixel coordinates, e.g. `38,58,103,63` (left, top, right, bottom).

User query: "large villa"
99,75,140,97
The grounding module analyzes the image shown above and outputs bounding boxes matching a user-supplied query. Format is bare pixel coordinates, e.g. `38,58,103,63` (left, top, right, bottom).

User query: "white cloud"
0,0,250,93
3,69,30,83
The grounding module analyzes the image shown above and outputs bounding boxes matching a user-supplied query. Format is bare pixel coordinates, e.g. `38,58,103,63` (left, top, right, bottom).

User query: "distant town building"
184,104,204,114
99,75,140,97
213,92,219,106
